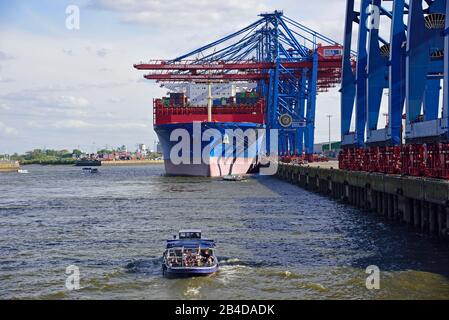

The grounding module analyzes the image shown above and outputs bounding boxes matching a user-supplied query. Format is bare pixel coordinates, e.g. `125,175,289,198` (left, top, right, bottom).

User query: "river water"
1,164,449,300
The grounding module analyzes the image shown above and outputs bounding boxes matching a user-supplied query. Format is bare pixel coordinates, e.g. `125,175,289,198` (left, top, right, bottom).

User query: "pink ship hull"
163,157,256,177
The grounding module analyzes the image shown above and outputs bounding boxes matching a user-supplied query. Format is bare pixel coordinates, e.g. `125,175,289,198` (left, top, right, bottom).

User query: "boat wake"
124,257,163,276
218,256,281,268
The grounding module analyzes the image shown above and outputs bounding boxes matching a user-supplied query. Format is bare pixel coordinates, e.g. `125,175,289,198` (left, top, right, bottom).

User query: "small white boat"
82,167,99,174
17,169,29,174
223,175,245,181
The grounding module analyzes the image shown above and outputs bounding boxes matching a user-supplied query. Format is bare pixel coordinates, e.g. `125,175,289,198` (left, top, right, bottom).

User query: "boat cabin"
178,229,202,239
164,246,216,268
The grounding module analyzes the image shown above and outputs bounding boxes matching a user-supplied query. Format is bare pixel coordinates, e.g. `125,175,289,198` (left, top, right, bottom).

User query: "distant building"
138,144,148,156
314,141,341,154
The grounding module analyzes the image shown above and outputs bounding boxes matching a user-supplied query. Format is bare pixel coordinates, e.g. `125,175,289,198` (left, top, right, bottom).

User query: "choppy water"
1,165,449,300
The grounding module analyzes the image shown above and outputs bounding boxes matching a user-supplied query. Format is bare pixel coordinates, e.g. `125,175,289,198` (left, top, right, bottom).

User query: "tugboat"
75,159,101,167
162,230,218,278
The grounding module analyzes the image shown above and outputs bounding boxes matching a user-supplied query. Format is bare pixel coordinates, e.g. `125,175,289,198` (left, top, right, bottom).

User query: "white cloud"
90,0,271,29
62,49,74,56
1,91,90,109
51,119,92,129
0,76,14,83
0,122,19,135
107,97,124,104
96,48,111,57
0,51,14,61
38,95,90,108
0,1,349,152
0,103,11,111
49,119,148,130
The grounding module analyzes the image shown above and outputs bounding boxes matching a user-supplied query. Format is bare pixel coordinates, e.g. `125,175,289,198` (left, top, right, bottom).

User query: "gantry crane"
135,11,346,159
340,0,449,178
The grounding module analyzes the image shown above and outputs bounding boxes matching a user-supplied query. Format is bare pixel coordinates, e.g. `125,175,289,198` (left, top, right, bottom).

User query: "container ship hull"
155,122,265,177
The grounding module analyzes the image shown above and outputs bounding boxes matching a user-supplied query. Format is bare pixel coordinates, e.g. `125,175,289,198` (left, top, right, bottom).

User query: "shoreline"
21,161,76,166
100,160,164,166
19,159,164,166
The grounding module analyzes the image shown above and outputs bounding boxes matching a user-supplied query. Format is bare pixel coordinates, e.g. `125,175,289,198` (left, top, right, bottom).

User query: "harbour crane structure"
135,11,346,159
339,0,449,178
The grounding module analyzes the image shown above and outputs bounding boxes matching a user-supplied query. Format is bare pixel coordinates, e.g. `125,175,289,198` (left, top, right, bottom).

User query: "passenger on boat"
202,249,211,259
197,249,214,266
168,256,181,267
182,250,194,267
208,256,214,266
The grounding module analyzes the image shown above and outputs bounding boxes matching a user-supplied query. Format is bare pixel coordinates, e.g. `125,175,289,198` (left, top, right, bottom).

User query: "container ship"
134,11,345,177
152,84,265,177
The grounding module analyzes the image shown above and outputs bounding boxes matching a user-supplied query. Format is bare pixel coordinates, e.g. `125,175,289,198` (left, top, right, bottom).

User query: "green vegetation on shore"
1,148,162,165
3,149,79,165
20,158,77,165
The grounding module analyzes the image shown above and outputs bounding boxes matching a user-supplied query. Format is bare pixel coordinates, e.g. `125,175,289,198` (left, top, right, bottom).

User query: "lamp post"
326,115,333,154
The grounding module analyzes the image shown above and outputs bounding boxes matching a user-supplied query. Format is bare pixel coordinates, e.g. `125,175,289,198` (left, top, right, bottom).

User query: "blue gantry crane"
135,11,345,160
340,0,449,178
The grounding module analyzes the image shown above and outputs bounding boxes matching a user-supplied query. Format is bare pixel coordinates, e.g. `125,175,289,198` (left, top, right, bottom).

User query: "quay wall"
277,163,449,239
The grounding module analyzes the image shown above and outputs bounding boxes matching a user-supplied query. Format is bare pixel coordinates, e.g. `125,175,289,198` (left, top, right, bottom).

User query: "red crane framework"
134,46,344,91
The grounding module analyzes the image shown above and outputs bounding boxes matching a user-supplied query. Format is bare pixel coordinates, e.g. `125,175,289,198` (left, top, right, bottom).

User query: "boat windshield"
165,248,216,268
179,232,201,239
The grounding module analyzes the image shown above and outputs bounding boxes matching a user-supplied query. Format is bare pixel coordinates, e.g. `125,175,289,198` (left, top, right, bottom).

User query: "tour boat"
162,230,218,277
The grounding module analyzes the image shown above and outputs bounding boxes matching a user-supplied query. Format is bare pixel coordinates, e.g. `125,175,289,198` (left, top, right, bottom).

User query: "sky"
0,0,352,154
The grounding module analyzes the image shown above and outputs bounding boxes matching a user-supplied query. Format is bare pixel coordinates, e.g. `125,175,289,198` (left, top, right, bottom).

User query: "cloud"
44,107,89,118
108,97,124,104
0,51,14,61
1,90,90,109
96,48,110,57
62,49,74,56
0,63,14,83
49,119,148,130
54,95,90,108
84,46,112,58
0,122,19,135
90,0,271,29
0,75,14,83
0,103,11,111
51,119,92,129
0,1,347,152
